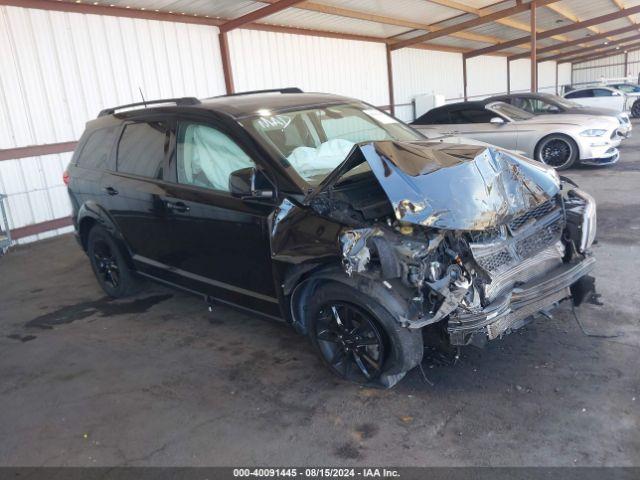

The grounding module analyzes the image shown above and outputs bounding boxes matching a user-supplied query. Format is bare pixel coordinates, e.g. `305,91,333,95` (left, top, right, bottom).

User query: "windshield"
488,102,534,121
540,93,582,109
240,103,423,186
612,83,640,93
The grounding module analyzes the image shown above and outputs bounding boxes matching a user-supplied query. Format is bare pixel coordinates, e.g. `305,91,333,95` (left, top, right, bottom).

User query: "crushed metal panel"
360,141,560,230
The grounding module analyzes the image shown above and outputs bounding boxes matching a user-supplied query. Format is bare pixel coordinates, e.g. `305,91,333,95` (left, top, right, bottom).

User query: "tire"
631,100,640,118
535,134,578,170
306,282,422,387
87,225,141,298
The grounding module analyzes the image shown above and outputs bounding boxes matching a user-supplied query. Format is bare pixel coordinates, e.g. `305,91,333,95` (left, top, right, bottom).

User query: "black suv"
67,89,597,387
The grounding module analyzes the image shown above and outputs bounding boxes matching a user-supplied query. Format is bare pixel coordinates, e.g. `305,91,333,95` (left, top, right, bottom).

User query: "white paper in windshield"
363,109,398,125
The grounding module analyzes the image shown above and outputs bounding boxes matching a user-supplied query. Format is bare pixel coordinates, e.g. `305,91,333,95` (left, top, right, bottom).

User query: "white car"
607,83,640,117
563,86,634,116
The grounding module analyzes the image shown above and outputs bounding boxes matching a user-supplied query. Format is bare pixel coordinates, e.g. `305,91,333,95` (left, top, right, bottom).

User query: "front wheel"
631,100,640,118
535,134,578,170
306,282,423,387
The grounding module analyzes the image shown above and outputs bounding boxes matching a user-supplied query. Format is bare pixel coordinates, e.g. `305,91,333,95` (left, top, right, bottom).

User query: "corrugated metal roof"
50,0,640,60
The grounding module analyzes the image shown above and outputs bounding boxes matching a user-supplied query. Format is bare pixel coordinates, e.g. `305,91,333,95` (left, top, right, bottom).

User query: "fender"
76,201,135,269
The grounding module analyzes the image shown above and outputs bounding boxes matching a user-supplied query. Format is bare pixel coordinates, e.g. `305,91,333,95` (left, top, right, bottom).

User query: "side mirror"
229,167,274,199
490,117,505,124
547,105,561,113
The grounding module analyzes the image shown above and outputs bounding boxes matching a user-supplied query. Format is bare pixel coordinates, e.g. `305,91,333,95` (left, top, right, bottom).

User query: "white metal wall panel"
558,63,572,89
466,55,507,99
0,6,226,243
390,48,464,121
509,59,531,93
227,29,389,109
538,61,555,93
626,50,640,79
572,54,626,85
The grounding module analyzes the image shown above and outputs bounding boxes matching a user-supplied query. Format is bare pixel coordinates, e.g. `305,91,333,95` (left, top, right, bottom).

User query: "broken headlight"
567,188,597,253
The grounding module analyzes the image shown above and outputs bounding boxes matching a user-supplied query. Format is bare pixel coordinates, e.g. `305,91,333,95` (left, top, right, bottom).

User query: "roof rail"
98,97,201,117
212,87,303,99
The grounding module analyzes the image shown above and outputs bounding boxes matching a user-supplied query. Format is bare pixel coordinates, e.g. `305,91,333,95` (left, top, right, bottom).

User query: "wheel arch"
77,202,135,269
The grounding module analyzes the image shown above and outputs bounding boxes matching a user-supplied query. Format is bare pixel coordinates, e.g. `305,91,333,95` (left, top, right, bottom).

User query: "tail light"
62,170,70,186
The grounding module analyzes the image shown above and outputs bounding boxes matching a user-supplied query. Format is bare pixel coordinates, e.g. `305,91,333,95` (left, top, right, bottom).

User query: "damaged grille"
470,199,564,277
508,197,557,232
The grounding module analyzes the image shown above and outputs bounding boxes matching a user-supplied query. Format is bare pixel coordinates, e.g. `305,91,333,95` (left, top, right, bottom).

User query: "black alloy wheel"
314,302,386,381
87,226,141,298
537,135,577,170
632,100,640,118
92,239,120,290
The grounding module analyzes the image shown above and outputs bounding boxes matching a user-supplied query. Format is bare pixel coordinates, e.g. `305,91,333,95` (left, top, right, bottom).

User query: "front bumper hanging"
447,257,596,346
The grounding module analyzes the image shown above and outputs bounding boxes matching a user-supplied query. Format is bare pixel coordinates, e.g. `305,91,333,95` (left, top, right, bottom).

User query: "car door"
154,117,280,316
103,118,174,265
440,107,519,150
591,88,626,111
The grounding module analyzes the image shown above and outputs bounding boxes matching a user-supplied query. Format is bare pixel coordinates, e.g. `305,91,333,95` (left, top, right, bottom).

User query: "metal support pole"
530,0,537,92
507,59,511,94
624,51,629,77
555,61,558,94
219,32,234,94
386,45,395,116
463,55,468,100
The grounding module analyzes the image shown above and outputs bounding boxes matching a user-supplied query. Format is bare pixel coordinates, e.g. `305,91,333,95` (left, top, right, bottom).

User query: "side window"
565,89,593,98
117,122,168,178
76,126,119,169
176,123,255,192
513,97,533,112
593,88,613,97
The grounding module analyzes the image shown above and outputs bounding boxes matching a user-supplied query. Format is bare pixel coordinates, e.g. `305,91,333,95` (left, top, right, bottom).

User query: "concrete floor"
1,131,639,467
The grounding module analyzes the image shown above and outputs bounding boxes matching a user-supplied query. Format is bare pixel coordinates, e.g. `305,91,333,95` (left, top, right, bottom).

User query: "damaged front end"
332,141,597,347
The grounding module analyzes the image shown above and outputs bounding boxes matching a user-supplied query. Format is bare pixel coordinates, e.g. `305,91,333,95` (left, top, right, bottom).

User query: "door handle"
103,186,118,196
165,201,190,213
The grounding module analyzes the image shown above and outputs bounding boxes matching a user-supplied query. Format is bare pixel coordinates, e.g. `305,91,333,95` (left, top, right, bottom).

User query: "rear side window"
76,126,118,169
116,122,168,178
565,89,593,98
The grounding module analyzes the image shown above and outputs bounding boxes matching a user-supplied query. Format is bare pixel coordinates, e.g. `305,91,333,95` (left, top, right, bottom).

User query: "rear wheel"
87,226,140,298
535,134,578,170
631,100,640,118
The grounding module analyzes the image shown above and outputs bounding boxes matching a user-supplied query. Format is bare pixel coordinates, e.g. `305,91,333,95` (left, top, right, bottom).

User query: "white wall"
0,5,226,243
228,29,389,108
572,54,626,86
558,63,572,89
466,55,508,99
390,48,464,121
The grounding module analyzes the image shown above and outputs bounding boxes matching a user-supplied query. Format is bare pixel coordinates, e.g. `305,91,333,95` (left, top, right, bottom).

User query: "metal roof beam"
565,40,640,64
508,24,640,60
538,33,640,62
219,0,305,33
390,0,559,51
465,4,640,58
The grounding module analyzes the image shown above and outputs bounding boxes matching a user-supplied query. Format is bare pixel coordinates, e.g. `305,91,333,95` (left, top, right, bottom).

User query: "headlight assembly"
573,189,597,253
580,129,607,137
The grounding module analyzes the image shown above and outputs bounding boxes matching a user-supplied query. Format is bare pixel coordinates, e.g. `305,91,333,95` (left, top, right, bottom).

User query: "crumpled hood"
322,140,560,231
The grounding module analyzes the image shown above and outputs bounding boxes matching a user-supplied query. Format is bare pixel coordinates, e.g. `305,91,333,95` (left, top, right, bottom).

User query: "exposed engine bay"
307,141,598,346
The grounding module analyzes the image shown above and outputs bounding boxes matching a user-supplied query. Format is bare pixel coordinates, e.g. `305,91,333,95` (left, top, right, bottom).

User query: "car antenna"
139,87,147,108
